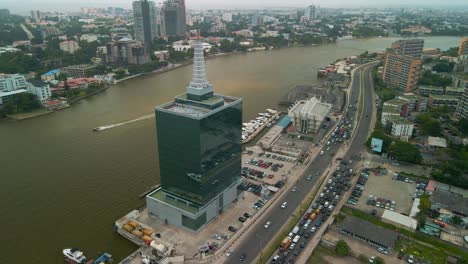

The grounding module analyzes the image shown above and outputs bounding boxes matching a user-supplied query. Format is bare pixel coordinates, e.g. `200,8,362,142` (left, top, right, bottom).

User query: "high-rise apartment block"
382,52,422,94
391,39,424,58
305,5,316,21
133,0,159,48
146,41,243,232
458,37,468,57
162,0,186,37
456,85,468,119
104,39,150,65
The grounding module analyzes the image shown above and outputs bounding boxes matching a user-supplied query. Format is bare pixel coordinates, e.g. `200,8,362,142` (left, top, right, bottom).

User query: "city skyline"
3,0,468,15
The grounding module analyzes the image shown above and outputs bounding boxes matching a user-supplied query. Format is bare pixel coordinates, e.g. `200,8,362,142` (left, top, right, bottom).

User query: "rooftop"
429,95,459,100
432,190,468,216
382,105,401,113
427,136,447,148
386,116,411,125
0,89,27,97
384,98,408,106
289,97,332,119
158,93,240,119
341,216,399,249
419,85,444,90
41,69,60,77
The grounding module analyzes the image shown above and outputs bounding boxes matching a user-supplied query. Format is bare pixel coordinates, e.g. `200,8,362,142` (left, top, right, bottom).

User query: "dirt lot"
352,169,416,216
323,230,405,264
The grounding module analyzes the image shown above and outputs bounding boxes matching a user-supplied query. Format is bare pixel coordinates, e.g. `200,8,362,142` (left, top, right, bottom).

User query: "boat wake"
93,114,154,132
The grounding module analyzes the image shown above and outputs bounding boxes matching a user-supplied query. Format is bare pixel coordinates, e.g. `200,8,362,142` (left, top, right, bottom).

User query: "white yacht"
63,248,87,263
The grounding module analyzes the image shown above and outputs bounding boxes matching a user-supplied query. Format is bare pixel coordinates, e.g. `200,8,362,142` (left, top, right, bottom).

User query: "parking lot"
351,168,416,216
241,150,297,186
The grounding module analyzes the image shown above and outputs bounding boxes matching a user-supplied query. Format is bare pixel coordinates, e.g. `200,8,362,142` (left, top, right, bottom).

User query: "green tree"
433,61,455,73
388,141,422,164
442,47,459,57
422,119,442,136
335,240,351,256
451,215,463,226
375,257,385,264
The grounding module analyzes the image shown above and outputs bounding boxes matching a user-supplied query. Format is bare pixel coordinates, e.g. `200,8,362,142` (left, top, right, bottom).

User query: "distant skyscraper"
305,5,316,21
251,13,264,27
391,39,424,58
162,0,186,37
146,40,243,232
222,13,233,22
104,39,150,66
132,0,159,49
30,10,42,22
0,9,10,20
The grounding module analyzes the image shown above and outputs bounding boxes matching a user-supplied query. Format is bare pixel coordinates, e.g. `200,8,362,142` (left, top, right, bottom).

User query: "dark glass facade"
156,98,242,205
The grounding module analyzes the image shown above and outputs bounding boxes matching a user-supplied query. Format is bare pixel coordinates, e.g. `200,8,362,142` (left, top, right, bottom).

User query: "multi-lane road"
224,63,376,264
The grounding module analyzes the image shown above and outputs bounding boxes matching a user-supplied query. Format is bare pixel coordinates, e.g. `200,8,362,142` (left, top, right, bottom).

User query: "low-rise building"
431,190,468,217
445,86,465,98
426,136,447,152
418,85,444,97
399,93,427,112
428,94,459,111
59,40,80,54
40,69,60,82
385,116,414,138
154,51,170,61
27,79,51,104
288,97,332,134
80,34,99,42
61,64,98,78
340,216,399,252
383,98,410,117
381,106,401,125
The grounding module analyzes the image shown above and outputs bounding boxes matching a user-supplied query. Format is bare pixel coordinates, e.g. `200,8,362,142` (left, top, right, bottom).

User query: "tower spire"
186,30,213,99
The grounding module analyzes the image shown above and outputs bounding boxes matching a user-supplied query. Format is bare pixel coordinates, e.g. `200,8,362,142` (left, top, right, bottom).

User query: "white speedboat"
63,248,87,263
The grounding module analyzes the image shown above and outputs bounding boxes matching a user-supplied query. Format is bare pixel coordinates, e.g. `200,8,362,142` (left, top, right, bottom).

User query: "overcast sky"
3,0,468,15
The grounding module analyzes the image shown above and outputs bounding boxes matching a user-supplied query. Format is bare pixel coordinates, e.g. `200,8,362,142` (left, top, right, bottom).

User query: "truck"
292,226,299,235
309,213,317,220
280,237,292,251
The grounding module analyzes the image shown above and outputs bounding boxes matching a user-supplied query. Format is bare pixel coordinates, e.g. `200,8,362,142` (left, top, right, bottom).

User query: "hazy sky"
2,0,468,15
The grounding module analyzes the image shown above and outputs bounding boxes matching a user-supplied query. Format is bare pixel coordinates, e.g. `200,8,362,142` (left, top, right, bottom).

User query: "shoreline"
3,35,460,121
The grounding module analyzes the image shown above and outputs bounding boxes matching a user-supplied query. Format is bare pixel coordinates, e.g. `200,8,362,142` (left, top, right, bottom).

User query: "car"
311,226,316,233
377,247,388,255
292,186,297,192
303,223,309,229
264,221,271,228
228,226,237,232
243,212,252,218
272,255,280,263
369,256,375,263
320,151,324,156
307,175,312,180
226,250,233,257
294,251,300,256
408,254,414,263
239,253,246,261
281,202,288,208
238,216,246,222
289,243,296,250
320,192,325,198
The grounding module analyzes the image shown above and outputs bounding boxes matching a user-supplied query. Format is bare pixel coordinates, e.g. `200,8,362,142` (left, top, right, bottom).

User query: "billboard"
371,138,383,153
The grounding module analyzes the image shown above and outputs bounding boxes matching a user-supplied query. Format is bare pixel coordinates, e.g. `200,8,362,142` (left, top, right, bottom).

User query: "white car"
320,151,324,156
408,255,414,264
292,186,297,192
320,193,325,198
281,202,288,208
311,226,316,233
369,256,375,263
264,221,271,228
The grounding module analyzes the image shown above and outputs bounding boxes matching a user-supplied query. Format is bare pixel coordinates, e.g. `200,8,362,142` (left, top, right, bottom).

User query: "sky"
2,0,468,15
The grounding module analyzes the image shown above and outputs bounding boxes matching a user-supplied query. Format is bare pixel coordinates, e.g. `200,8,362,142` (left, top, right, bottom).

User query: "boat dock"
242,109,280,144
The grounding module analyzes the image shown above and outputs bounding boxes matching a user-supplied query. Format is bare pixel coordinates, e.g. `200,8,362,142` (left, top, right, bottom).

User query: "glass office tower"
147,41,243,231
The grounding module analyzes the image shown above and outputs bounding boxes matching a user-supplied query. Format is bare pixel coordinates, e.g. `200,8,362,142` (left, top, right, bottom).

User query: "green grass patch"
341,207,468,259
257,178,324,264
307,245,336,264
400,238,447,263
